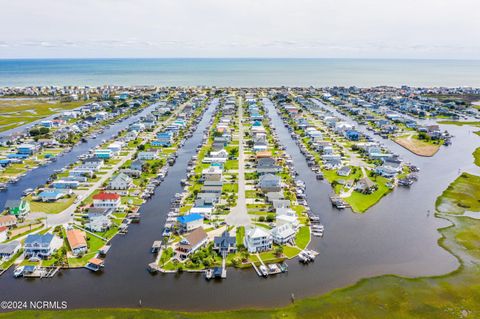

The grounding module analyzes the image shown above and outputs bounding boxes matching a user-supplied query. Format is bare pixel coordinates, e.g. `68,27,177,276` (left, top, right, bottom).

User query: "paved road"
225,97,251,227
26,99,192,227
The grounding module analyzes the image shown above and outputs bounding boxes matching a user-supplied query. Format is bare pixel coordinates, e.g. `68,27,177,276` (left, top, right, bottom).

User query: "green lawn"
28,195,76,214
67,234,105,268
295,226,310,250
346,176,392,213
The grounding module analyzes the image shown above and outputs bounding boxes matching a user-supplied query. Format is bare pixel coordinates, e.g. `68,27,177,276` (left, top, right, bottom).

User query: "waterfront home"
137,151,158,160
271,199,291,210
0,241,21,259
107,173,133,195
86,215,112,232
322,154,342,169
271,223,296,245
52,180,80,189
256,157,281,175
37,190,68,202
3,199,30,217
92,192,121,209
130,159,145,171
202,166,223,182
375,163,401,178
176,227,208,260
337,166,352,177
245,227,273,253
107,142,123,154
66,229,88,256
355,177,376,194
94,149,113,159
0,226,7,242
0,215,17,228
213,230,237,256
155,132,174,146
17,143,39,155
266,192,284,202
258,174,282,193
177,213,204,232
276,214,300,229
24,233,62,259
70,167,95,178
82,157,104,170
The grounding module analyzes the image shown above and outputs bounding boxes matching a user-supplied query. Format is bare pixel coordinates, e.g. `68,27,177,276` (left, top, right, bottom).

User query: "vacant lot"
394,134,441,157
0,98,89,132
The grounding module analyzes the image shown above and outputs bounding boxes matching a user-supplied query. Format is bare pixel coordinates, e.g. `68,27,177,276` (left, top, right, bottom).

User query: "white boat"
13,266,24,278
259,265,269,277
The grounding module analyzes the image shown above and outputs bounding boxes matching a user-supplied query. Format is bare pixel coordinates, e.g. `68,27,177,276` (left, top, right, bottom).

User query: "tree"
274,246,284,257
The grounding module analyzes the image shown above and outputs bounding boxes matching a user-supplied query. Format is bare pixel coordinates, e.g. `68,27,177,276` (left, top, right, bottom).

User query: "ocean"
0,58,480,87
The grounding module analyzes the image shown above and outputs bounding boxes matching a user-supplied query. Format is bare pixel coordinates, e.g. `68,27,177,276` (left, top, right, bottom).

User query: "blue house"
155,132,174,147
24,233,60,259
344,130,360,141
17,144,38,155
38,190,65,202
177,213,204,232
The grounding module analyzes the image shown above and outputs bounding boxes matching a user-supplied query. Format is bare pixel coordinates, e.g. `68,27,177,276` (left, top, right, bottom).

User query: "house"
82,157,104,170
177,213,204,232
256,157,281,175
271,224,296,245
271,199,291,210
86,215,112,232
130,159,145,171
202,166,223,182
337,166,352,177
176,227,208,260
0,215,17,228
38,190,66,202
94,149,113,159
155,132,174,146
107,173,133,195
258,174,281,192
92,192,121,209
137,151,158,160
244,227,272,253
355,177,376,194
66,229,88,256
17,143,38,155
52,180,80,189
213,230,237,256
0,226,7,242
4,199,30,217
23,233,62,259
276,214,299,229
344,130,360,141
0,241,21,259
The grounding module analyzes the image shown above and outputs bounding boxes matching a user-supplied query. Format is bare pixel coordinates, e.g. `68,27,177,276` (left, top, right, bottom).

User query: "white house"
244,227,273,253
92,192,121,209
271,224,296,245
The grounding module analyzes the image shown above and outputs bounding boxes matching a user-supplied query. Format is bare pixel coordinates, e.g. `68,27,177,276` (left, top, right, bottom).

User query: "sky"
0,0,479,59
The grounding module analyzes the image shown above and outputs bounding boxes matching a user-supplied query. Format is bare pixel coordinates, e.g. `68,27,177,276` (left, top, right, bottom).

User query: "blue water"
1,58,480,87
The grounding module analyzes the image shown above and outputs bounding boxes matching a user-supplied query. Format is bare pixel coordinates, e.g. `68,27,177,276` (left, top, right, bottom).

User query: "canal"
1,97,479,311
0,102,162,209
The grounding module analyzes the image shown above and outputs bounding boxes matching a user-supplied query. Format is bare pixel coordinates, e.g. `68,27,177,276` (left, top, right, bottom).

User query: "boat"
259,265,269,277
13,266,25,278
23,188,34,196
205,268,213,280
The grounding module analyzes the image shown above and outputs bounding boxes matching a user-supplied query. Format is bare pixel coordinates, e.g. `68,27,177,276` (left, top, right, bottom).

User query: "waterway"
0,102,161,209
1,97,479,311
